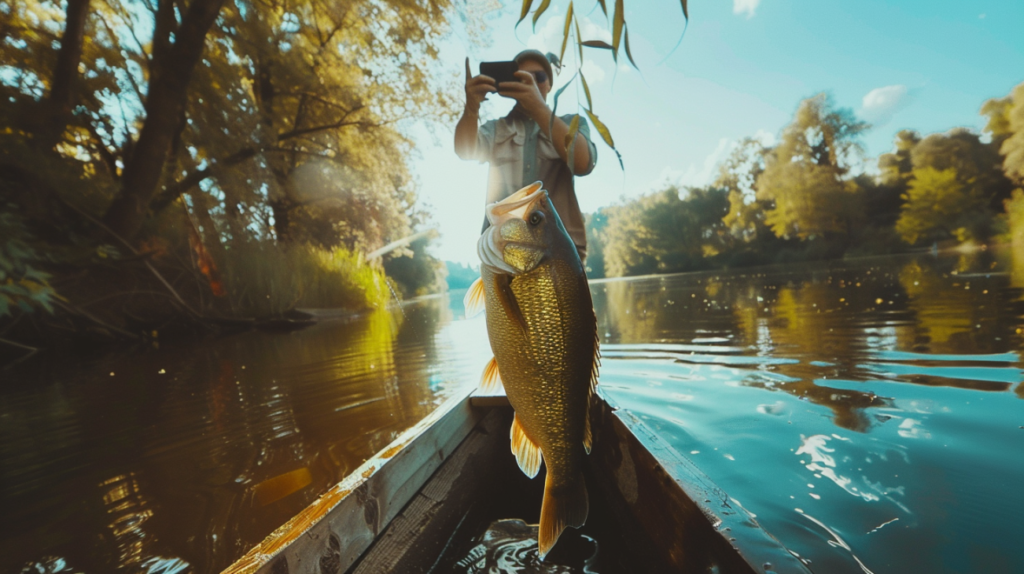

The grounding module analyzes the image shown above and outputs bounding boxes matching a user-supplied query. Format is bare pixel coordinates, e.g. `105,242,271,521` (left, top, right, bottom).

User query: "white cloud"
652,138,732,191
733,0,760,19
861,84,909,126
580,60,605,85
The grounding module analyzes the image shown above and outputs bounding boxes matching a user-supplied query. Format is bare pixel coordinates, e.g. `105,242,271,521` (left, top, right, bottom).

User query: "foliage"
756,94,868,240
213,240,391,318
0,208,60,316
0,0,479,331
513,0,689,168
383,237,447,297
584,209,610,279
716,137,773,243
983,82,1024,186
602,186,729,277
895,167,991,245
444,261,480,291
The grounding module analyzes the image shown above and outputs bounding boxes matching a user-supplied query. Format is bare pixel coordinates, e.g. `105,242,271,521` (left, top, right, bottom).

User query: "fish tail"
537,471,588,560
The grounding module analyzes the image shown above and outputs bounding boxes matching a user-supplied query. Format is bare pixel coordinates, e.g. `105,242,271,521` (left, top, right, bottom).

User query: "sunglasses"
528,70,549,85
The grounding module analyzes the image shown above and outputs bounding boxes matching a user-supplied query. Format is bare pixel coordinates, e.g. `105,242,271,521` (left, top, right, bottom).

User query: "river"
2,250,1023,573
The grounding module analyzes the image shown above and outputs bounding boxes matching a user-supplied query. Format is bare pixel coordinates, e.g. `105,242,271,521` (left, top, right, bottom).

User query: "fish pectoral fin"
538,472,589,560
479,357,504,393
494,273,529,336
464,277,486,318
510,414,543,479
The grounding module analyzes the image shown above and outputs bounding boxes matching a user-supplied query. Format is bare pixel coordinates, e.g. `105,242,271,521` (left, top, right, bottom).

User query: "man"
455,50,598,260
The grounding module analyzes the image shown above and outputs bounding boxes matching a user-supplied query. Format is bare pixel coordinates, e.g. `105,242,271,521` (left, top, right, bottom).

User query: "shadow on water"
0,299,462,574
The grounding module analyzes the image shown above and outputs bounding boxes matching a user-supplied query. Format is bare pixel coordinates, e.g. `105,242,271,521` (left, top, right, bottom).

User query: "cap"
514,49,554,83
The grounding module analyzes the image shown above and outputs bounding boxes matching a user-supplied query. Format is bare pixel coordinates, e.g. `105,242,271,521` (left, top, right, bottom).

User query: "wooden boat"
222,386,812,574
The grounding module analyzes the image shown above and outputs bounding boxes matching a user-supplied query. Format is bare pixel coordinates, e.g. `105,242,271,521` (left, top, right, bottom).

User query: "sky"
408,0,1024,265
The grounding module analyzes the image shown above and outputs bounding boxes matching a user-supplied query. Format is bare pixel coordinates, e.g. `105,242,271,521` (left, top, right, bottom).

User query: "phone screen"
479,61,519,86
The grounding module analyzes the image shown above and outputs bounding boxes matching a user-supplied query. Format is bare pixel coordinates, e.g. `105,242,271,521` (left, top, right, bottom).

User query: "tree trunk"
38,0,91,150
101,0,226,241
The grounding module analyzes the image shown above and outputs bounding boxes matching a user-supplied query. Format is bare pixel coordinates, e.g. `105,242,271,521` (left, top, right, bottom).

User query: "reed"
215,240,391,317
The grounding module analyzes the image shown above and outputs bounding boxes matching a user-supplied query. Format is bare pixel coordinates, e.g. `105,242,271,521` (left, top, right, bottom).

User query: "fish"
464,181,600,558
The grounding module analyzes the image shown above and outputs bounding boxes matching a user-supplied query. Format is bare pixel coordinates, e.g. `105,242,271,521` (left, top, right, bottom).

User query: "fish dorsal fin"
510,414,543,479
464,277,486,318
479,356,503,393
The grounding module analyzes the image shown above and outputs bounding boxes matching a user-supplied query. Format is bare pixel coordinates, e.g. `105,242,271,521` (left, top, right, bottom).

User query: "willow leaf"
580,71,592,110
681,0,689,20
559,2,574,64
596,0,607,17
564,114,581,174
581,40,613,49
624,24,639,70
584,107,614,148
612,0,624,62
574,14,583,61
548,71,578,135
517,0,534,27
532,0,551,30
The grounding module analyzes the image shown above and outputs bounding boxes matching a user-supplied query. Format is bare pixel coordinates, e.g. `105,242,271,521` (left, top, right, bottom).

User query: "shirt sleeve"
473,119,497,162
561,113,598,175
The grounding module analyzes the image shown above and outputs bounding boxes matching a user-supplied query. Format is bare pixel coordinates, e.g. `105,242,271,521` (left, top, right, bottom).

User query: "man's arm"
499,71,593,175
455,58,496,160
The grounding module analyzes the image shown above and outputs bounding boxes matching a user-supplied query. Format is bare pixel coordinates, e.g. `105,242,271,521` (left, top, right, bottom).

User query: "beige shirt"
458,108,597,251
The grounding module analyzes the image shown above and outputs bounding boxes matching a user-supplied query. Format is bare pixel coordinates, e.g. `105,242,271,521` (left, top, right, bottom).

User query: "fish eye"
528,211,544,226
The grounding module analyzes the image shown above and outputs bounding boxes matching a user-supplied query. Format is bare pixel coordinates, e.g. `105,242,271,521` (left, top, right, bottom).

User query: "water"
3,250,1023,573
590,250,1024,573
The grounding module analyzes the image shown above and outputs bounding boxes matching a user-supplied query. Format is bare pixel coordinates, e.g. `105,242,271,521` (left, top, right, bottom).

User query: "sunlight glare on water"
589,251,1024,573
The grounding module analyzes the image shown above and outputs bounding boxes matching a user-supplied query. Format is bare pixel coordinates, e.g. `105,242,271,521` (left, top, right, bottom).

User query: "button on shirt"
459,108,598,252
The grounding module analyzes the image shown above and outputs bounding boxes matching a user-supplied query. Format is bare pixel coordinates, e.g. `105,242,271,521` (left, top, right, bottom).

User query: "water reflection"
593,250,1024,574
0,299,464,574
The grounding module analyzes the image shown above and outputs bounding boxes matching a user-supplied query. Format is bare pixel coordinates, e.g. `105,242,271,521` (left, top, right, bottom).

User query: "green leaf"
581,71,593,110
564,114,581,154
559,2,574,65
549,71,578,135
584,107,614,148
624,24,639,70
581,40,613,50
575,14,583,61
612,0,624,61
565,114,581,175
532,0,551,30
517,0,535,27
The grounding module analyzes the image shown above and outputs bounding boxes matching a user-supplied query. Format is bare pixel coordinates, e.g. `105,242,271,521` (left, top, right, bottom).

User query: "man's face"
518,59,551,101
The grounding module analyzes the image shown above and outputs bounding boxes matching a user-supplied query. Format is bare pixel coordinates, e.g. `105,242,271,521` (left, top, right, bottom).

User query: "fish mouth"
486,182,545,226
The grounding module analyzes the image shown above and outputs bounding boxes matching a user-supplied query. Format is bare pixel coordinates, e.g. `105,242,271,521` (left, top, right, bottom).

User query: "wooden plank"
220,387,483,574
348,407,512,573
589,394,813,574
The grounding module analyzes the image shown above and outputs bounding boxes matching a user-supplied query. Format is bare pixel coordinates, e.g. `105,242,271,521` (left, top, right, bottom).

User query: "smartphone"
479,61,519,86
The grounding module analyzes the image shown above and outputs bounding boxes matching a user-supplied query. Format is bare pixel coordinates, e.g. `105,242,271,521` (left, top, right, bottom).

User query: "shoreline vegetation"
1,0,475,362
584,85,1024,281
1,0,1022,363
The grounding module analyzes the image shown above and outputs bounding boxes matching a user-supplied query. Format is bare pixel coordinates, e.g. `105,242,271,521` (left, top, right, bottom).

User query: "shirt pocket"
492,121,523,165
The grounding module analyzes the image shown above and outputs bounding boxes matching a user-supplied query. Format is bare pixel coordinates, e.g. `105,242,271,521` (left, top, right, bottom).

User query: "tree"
895,167,990,245
602,186,729,277
982,82,1024,186
756,94,868,240
716,137,773,243
894,128,1013,245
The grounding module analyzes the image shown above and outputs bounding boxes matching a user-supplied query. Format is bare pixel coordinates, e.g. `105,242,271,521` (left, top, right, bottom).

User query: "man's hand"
497,70,549,122
464,57,496,113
